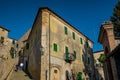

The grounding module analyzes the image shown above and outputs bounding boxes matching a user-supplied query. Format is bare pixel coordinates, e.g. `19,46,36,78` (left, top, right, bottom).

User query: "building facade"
98,21,120,80
25,7,94,80
93,50,105,80
0,26,17,80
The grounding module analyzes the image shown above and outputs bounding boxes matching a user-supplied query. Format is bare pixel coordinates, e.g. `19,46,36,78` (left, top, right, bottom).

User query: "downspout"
49,13,51,80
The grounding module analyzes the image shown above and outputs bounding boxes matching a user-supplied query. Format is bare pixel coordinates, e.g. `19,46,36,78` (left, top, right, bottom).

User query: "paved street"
9,70,31,80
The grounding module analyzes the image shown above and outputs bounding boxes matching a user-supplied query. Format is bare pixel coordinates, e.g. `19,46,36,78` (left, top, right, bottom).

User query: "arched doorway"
50,67,60,80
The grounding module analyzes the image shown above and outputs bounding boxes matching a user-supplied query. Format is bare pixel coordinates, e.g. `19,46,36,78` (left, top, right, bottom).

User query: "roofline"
8,37,18,41
28,7,93,43
93,50,104,53
0,26,10,32
41,7,93,43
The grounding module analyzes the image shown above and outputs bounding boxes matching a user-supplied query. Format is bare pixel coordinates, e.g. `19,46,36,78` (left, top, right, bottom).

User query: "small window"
26,43,29,49
0,37,4,44
82,55,84,62
12,40,15,44
86,42,89,48
53,43,57,52
54,69,57,73
16,44,19,48
80,38,83,44
72,32,75,39
1,36,4,40
65,46,68,53
64,26,68,35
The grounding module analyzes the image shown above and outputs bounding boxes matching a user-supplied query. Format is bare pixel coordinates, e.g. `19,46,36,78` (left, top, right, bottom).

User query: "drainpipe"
48,13,51,80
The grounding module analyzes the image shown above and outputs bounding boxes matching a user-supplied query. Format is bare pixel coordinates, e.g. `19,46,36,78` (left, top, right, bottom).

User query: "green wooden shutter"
64,26,68,35
80,38,83,44
65,47,69,60
72,32,75,39
53,43,57,52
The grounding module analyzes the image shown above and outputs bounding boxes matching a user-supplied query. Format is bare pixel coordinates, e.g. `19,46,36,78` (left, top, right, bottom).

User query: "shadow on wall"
82,39,96,80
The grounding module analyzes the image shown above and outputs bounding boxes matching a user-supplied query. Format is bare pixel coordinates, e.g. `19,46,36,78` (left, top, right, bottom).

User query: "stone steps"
9,70,31,80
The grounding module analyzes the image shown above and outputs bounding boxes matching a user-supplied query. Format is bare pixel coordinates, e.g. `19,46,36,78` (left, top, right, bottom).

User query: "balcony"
64,52,75,63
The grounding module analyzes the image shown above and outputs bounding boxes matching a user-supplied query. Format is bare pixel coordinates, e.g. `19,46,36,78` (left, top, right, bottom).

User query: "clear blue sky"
0,0,118,51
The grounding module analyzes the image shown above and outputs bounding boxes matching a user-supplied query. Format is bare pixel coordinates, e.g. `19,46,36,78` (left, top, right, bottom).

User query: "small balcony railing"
64,52,75,63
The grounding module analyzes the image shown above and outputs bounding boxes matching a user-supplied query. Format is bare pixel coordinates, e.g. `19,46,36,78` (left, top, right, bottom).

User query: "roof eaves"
0,26,10,32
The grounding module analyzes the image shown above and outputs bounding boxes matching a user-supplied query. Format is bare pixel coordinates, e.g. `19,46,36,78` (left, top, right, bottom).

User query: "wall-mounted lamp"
40,46,45,55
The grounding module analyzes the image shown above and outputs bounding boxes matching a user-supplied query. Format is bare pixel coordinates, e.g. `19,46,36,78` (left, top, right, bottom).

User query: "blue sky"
0,0,118,51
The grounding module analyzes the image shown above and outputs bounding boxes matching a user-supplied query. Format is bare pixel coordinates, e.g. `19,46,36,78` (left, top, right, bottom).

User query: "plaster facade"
26,7,94,80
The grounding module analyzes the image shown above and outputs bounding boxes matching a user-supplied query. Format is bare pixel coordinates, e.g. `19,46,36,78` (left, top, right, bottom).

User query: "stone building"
93,50,105,80
0,26,9,45
0,26,16,80
98,21,120,80
16,28,31,70
25,7,94,80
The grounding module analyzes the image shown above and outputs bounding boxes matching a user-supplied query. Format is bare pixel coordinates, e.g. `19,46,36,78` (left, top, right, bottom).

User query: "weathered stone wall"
94,51,105,80
0,45,13,80
0,27,8,44
98,21,119,80
49,10,93,80
27,11,42,80
27,8,94,80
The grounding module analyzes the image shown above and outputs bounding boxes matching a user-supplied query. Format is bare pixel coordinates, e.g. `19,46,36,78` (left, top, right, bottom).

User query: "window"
65,46,68,53
16,44,18,48
72,32,75,39
86,42,89,48
64,26,68,35
12,40,15,44
1,36,4,40
54,70,57,73
74,50,76,59
65,46,69,60
26,43,29,49
53,43,57,52
0,37,4,44
82,54,84,62
80,38,83,44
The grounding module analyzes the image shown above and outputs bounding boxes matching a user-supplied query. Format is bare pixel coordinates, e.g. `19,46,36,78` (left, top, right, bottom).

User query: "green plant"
98,54,105,63
10,47,15,58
